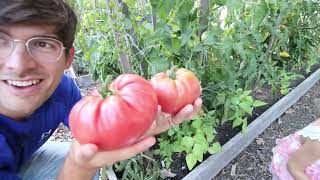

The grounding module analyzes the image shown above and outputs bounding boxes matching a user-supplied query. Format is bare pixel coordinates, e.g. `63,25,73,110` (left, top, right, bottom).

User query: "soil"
51,69,320,180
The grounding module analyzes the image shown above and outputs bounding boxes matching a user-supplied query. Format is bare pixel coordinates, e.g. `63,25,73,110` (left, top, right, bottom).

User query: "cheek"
42,63,66,84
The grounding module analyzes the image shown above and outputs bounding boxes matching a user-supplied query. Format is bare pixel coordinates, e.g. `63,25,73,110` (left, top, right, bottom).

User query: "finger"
156,105,162,118
171,104,194,125
79,144,98,161
171,98,203,125
194,98,203,109
72,142,99,166
94,136,156,165
192,98,203,115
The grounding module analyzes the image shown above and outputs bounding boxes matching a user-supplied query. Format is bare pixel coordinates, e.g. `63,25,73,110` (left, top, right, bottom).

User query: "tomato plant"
150,68,201,115
69,74,158,150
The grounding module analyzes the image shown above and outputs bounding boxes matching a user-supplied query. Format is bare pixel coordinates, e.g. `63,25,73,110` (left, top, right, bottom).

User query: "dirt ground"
213,81,320,180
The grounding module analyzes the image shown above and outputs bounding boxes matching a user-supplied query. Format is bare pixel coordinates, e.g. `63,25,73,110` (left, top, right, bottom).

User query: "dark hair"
0,0,78,52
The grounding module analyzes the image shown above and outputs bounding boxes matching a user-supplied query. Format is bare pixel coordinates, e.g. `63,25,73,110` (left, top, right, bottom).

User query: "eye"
30,38,60,51
34,40,53,48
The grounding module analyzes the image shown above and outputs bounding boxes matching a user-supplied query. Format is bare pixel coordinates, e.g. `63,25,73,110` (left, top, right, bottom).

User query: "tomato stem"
168,66,178,80
99,75,114,98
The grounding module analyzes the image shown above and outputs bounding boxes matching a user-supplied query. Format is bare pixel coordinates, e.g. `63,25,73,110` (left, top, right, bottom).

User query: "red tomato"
150,68,201,115
69,74,158,150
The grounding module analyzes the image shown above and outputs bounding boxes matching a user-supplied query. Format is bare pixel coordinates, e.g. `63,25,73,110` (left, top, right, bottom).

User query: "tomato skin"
69,74,158,150
150,68,201,115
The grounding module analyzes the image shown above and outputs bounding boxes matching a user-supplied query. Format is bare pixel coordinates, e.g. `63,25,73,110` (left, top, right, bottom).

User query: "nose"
3,42,38,73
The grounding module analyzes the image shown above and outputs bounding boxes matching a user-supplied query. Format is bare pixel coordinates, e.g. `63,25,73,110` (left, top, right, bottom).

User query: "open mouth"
5,79,42,88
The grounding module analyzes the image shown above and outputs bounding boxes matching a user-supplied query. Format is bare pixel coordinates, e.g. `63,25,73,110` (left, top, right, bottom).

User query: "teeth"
7,80,40,87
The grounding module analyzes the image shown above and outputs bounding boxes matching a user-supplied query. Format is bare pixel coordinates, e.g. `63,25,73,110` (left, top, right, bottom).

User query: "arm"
58,98,202,180
288,139,320,180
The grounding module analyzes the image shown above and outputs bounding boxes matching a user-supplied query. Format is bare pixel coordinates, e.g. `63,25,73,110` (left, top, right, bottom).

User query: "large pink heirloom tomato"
69,74,158,150
150,68,201,115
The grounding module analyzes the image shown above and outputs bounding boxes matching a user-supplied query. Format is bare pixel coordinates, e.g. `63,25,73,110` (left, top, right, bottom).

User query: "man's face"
0,23,74,120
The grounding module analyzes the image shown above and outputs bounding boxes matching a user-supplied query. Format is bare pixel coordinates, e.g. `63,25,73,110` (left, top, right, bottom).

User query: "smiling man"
0,0,202,180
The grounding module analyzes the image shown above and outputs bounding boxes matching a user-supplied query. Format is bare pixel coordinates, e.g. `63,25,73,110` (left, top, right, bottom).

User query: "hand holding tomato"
58,136,156,180
143,97,202,136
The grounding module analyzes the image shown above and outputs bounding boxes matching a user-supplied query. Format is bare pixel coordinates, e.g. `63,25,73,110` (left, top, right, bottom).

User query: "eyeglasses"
0,32,66,63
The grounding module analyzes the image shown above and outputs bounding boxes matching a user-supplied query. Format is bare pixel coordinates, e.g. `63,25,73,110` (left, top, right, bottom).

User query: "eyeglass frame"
0,32,67,63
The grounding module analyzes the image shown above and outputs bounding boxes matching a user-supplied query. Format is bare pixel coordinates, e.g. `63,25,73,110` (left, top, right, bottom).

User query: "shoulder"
51,74,81,103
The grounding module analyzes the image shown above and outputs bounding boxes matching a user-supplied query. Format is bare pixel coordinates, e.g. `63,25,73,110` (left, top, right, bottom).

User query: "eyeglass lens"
0,32,64,62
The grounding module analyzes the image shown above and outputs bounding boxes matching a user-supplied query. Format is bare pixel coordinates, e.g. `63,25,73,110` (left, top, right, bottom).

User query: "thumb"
76,143,99,163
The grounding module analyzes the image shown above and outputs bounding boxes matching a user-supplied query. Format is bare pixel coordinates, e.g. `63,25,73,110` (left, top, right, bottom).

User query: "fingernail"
147,137,156,147
186,104,194,111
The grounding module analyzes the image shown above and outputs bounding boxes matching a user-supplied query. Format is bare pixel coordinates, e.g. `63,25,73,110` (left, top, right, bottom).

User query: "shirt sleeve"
0,135,21,180
297,123,320,141
62,76,82,127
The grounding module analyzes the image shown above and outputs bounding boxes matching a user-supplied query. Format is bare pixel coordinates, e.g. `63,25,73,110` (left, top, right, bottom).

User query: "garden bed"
182,68,320,180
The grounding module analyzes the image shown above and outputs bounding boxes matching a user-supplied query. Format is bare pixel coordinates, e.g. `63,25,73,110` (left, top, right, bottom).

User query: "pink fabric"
270,132,320,180
306,160,320,180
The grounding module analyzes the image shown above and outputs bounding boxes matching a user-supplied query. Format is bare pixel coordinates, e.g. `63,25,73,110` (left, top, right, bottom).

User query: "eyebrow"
0,30,59,41
33,34,59,40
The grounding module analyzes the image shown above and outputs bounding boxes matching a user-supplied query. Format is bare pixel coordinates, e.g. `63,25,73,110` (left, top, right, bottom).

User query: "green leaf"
202,30,218,45
244,96,254,104
158,0,174,20
168,129,175,136
192,144,205,162
208,142,222,154
186,153,197,170
171,37,181,53
191,118,202,129
243,90,252,96
239,102,253,115
280,89,289,95
181,27,193,46
181,136,194,150
232,117,243,128
212,0,227,6
242,118,248,133
194,133,208,147
230,96,240,105
252,0,269,29
124,18,132,30
226,0,243,13
192,44,206,52
122,0,135,10
253,100,267,107
176,0,194,20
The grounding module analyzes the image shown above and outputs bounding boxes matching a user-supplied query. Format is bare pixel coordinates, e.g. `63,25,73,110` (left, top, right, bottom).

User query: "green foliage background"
69,0,320,178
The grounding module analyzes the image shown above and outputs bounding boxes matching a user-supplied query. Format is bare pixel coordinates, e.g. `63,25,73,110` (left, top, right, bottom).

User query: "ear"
64,46,75,69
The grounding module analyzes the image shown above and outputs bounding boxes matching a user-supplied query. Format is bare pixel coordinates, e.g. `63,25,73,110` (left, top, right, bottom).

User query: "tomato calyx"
99,75,115,98
168,66,178,80
99,89,113,98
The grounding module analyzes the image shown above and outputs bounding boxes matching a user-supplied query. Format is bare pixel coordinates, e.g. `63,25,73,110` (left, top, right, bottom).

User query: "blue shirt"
0,75,82,179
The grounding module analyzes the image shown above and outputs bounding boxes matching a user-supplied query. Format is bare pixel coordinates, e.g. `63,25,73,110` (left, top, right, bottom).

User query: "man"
0,0,202,179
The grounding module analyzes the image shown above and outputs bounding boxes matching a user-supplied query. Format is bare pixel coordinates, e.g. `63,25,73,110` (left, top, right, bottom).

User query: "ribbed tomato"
150,68,201,115
69,74,158,150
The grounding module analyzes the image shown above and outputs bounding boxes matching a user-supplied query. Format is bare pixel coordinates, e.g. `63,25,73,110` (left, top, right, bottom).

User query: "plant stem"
106,0,133,74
